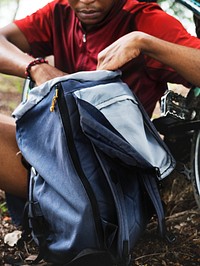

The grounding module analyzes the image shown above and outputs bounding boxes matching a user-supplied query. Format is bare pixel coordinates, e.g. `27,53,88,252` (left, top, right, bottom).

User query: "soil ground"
0,74,199,265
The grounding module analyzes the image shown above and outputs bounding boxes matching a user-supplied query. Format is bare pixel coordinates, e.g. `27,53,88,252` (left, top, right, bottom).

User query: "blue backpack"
13,70,175,266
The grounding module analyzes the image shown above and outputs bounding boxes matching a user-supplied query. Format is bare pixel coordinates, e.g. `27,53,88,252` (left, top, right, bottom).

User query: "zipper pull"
83,34,86,43
50,86,59,112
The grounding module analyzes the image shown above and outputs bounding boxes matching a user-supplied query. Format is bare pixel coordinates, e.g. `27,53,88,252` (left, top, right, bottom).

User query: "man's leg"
0,114,27,198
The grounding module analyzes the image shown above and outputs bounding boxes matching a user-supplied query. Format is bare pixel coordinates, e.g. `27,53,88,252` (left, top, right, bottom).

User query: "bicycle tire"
191,129,200,209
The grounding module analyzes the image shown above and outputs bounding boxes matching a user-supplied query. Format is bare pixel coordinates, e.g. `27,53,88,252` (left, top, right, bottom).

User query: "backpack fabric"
13,70,175,265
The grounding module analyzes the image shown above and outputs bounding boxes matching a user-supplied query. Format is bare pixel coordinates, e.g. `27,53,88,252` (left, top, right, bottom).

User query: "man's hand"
97,32,141,70
30,63,68,86
97,31,200,88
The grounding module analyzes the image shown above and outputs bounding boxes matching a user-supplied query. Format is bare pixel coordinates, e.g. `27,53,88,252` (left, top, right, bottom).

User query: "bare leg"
0,114,27,198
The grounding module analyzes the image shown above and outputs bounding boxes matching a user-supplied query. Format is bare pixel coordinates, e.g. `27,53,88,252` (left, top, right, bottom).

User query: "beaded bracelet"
25,57,48,80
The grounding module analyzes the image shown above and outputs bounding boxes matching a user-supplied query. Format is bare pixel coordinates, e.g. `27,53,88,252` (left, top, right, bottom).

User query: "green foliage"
0,201,8,215
0,74,24,93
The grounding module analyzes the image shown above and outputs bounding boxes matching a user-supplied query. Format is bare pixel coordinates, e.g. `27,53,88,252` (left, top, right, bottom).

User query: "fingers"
97,50,133,71
97,48,123,70
97,32,142,71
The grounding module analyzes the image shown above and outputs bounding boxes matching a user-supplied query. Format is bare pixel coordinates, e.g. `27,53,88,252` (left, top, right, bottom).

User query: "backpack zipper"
50,87,59,112
56,83,105,248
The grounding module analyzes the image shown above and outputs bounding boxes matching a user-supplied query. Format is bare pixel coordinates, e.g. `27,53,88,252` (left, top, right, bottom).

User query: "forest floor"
0,74,199,266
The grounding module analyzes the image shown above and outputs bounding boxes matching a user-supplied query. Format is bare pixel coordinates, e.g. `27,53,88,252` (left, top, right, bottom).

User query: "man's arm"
97,31,200,87
0,23,32,77
0,23,66,85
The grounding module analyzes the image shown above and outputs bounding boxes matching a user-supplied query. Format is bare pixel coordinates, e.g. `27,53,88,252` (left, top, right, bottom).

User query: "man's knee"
0,113,27,198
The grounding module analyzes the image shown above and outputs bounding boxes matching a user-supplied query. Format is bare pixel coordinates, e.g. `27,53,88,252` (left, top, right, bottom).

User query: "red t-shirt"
14,0,200,115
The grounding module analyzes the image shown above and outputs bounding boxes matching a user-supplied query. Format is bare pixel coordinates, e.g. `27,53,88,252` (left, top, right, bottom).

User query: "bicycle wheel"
191,129,200,209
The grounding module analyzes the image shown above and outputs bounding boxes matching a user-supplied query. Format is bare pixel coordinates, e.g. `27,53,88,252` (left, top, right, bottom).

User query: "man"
1,0,200,200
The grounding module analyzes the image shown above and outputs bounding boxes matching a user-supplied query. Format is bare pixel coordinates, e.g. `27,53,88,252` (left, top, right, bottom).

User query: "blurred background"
0,0,52,26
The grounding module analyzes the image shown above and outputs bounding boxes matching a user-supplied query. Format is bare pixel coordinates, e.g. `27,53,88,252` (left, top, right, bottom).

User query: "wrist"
132,32,150,52
136,32,160,56
25,57,48,81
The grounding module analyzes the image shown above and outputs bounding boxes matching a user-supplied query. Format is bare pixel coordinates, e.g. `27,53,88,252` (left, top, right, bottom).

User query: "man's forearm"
0,36,67,85
97,31,200,87
141,33,200,87
0,35,32,78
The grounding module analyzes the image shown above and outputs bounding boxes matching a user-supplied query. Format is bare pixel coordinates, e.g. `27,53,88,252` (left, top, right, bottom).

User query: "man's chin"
77,13,105,28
